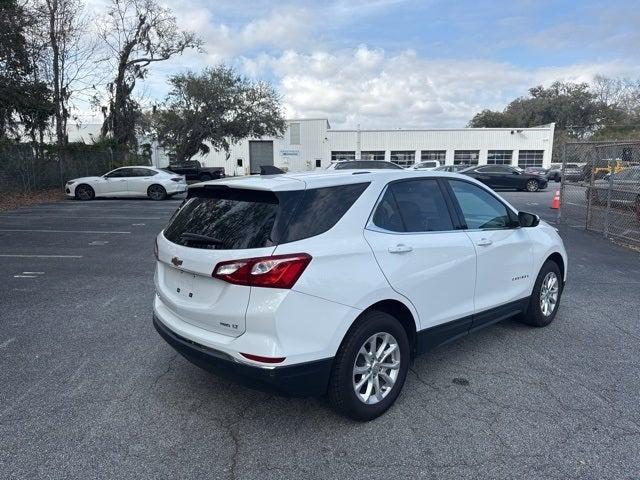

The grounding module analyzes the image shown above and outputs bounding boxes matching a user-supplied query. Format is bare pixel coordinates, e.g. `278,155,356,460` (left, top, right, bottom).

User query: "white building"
190,119,555,175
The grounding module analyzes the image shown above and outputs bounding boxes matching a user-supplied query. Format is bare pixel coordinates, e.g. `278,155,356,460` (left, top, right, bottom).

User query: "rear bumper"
153,315,333,397
166,184,187,194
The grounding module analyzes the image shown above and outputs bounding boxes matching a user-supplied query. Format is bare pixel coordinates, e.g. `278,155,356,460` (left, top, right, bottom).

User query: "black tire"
75,184,95,201
520,260,563,327
147,184,167,201
199,173,212,182
526,179,540,192
327,310,410,421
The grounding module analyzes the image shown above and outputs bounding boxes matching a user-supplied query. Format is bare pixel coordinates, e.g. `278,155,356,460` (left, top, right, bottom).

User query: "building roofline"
285,118,330,122
328,126,554,133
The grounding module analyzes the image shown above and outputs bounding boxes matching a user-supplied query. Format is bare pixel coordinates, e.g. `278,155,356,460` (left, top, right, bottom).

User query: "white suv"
153,170,567,420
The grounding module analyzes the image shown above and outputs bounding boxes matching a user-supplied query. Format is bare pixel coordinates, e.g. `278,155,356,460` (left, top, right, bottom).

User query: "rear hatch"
155,179,371,338
156,184,303,337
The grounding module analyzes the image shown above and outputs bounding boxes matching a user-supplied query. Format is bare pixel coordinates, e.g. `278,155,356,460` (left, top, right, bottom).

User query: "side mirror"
518,211,540,228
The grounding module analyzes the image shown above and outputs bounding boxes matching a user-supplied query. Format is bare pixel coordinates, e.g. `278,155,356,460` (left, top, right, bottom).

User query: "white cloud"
74,0,640,129
242,46,640,128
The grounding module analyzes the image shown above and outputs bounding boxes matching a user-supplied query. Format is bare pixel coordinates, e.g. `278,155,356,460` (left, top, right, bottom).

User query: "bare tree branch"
97,0,201,147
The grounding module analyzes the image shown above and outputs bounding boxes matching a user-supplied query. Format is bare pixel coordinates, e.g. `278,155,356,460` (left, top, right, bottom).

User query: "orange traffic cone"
551,189,560,209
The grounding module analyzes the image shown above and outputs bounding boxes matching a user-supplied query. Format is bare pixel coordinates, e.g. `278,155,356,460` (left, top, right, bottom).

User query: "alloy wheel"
77,186,92,200
148,185,166,200
540,271,559,316
352,332,401,405
526,179,539,192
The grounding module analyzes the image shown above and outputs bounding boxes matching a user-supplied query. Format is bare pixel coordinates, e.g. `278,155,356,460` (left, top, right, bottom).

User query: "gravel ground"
0,189,64,212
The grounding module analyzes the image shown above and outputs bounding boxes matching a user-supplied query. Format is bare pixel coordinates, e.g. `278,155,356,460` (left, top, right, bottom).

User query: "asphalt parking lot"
1,188,639,480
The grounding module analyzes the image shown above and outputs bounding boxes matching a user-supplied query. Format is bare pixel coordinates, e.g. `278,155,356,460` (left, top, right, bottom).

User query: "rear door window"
372,179,454,232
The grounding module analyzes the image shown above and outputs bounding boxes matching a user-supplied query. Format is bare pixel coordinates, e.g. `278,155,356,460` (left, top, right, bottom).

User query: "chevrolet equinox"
153,170,567,420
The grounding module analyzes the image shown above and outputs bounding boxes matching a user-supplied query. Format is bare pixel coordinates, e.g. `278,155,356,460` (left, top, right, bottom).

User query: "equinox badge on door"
171,256,183,267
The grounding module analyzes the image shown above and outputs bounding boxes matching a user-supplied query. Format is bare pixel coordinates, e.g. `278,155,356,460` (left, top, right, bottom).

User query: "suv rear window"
164,183,369,249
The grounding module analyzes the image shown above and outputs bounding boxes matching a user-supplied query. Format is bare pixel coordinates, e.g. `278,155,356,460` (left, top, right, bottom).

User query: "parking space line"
0,254,83,258
0,215,163,220
14,275,38,278
0,229,130,234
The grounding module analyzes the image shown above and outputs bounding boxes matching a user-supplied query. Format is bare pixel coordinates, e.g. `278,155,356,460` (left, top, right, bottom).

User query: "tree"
0,0,54,141
98,0,200,147
468,82,610,136
152,66,287,163
37,0,102,147
467,109,516,128
590,75,640,140
467,80,640,141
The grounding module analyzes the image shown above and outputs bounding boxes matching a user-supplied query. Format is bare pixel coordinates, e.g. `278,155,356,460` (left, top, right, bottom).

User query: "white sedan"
65,166,187,201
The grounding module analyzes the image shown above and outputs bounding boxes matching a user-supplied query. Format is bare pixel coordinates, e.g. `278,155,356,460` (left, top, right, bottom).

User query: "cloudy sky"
87,0,640,128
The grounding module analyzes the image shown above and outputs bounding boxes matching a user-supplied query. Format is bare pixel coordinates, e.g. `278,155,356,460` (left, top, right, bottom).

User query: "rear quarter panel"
272,178,422,354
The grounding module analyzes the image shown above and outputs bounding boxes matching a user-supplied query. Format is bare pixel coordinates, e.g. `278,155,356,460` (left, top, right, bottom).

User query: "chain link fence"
559,141,640,246
0,144,150,194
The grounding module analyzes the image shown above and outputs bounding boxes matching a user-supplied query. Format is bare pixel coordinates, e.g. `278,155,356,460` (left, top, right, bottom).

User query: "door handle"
119,179,127,182
476,238,493,246
388,244,413,254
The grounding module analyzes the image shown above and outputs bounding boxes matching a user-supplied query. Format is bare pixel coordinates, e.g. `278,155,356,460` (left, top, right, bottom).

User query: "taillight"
170,177,183,182
212,253,312,289
154,238,158,259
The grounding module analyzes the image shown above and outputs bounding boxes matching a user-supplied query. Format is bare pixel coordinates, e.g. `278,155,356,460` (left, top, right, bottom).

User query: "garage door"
249,141,274,173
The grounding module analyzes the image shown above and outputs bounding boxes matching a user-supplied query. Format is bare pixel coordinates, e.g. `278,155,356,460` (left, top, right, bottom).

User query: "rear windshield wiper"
180,232,224,245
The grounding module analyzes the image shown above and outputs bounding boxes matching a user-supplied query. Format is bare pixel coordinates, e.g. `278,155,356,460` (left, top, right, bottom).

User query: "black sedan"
461,165,548,192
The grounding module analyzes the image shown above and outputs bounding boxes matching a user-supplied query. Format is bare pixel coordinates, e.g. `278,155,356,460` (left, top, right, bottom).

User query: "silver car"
586,166,640,209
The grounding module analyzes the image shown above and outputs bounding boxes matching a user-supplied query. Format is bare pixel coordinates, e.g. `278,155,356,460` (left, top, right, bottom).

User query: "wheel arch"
74,183,95,199
350,299,418,357
545,252,565,283
147,183,167,198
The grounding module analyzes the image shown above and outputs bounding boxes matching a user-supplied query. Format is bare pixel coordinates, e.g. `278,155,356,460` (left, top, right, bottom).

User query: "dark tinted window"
164,183,369,249
132,168,157,177
379,162,403,170
105,168,132,178
449,180,513,229
372,179,453,232
334,161,401,170
392,180,453,231
164,188,291,249
372,189,404,232
478,165,510,173
281,183,369,243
